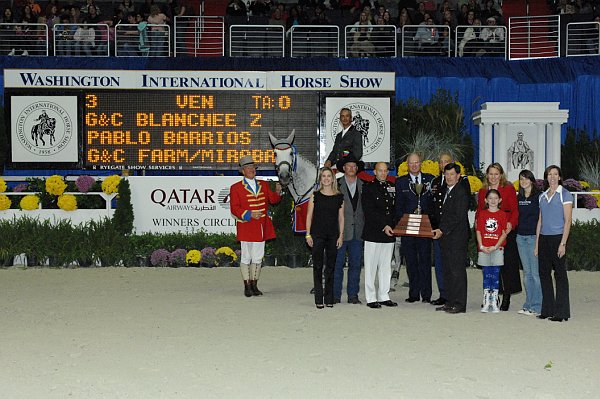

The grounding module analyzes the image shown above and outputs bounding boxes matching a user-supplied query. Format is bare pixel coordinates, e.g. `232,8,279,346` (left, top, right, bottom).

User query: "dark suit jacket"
439,181,470,245
394,173,434,221
326,125,363,164
338,176,365,241
430,175,471,229
361,179,396,243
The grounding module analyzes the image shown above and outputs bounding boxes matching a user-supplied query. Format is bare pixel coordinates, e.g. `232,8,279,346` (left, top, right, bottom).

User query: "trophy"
393,180,434,238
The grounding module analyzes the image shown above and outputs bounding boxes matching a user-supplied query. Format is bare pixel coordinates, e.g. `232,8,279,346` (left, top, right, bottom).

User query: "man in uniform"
230,155,282,297
324,107,363,169
333,153,365,304
362,162,398,309
395,153,434,303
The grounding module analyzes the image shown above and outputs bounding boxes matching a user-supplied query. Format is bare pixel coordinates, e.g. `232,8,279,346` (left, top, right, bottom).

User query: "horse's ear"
268,132,277,148
285,129,295,145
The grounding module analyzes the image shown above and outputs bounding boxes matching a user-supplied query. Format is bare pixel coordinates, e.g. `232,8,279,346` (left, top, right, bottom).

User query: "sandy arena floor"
1,266,599,399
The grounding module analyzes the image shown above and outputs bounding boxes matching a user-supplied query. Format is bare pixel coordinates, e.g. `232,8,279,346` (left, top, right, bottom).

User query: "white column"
483,123,493,167
536,123,547,178
550,123,562,167
496,123,507,166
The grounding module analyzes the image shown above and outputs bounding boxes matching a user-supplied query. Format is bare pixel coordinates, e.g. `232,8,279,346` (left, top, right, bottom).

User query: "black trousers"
441,238,468,310
500,230,523,295
312,235,337,306
538,234,570,319
402,236,433,300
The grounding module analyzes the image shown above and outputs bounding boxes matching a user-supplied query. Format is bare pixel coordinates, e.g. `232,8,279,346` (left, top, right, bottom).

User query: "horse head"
269,130,296,187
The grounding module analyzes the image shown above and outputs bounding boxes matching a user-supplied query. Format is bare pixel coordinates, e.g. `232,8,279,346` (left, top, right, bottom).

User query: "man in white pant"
361,162,398,309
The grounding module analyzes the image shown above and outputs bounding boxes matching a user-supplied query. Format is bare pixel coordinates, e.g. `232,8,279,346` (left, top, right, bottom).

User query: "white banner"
4,69,395,91
323,97,391,164
129,176,241,234
11,96,79,163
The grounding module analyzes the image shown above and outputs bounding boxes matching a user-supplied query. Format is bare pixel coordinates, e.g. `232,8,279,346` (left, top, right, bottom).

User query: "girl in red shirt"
476,189,508,313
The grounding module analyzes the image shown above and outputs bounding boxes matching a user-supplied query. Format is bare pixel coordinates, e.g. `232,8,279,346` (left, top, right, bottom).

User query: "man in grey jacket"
333,153,365,304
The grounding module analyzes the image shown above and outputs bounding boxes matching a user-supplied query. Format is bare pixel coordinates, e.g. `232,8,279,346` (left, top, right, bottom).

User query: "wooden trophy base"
393,213,434,238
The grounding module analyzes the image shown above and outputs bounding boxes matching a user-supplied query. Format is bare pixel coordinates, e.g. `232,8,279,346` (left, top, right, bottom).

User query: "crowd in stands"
0,0,193,56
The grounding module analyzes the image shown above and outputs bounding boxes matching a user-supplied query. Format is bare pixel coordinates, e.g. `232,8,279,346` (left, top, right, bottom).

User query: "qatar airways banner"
4,69,395,91
129,176,277,234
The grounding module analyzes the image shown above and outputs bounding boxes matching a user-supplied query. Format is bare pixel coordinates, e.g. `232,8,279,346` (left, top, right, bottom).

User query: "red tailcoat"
230,179,281,242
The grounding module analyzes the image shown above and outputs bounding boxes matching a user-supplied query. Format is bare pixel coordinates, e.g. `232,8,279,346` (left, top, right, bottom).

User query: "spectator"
310,6,330,24
350,11,374,56
466,0,481,18
20,5,36,24
458,17,482,56
396,7,414,51
117,12,141,56
118,0,136,15
372,15,395,56
74,23,95,55
26,0,42,17
80,0,101,16
86,5,101,24
55,14,76,56
480,15,504,55
226,0,247,17
413,1,427,24
139,0,154,18
413,15,440,53
147,4,168,56
70,6,83,24
1,7,16,55
45,0,60,16
382,10,392,25
480,0,502,24
46,4,60,28
361,5,375,24
286,6,304,30
338,0,362,14
270,7,286,27
249,0,272,17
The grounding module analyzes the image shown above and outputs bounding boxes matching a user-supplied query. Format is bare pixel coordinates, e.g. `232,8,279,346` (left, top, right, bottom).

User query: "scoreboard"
83,91,319,170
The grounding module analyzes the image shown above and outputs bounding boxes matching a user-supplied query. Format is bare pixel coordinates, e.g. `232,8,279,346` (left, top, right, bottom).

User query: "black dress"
310,191,344,306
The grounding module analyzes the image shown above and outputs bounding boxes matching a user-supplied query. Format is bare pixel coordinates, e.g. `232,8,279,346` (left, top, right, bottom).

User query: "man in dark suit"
333,153,365,304
432,163,471,314
324,108,363,169
395,153,435,303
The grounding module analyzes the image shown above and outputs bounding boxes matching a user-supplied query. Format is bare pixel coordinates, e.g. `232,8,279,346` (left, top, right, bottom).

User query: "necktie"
415,176,419,185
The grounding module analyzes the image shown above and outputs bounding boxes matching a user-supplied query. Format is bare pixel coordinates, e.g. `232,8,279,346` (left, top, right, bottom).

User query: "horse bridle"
274,144,317,205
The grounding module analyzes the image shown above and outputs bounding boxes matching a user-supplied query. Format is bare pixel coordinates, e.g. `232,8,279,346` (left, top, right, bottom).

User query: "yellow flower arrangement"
579,180,590,190
591,190,600,207
467,175,483,194
421,160,440,176
45,175,67,196
397,161,408,176
513,180,520,191
0,194,11,210
101,175,121,194
58,194,78,211
0,177,7,193
186,249,202,265
216,246,238,262
454,161,465,174
20,195,40,210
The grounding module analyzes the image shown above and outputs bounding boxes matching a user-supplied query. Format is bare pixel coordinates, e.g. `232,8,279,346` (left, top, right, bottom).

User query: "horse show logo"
15,101,74,157
485,218,499,233
330,103,386,157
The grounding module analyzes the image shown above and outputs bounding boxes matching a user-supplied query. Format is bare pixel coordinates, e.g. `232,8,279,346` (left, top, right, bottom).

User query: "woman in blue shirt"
516,170,541,316
535,165,573,322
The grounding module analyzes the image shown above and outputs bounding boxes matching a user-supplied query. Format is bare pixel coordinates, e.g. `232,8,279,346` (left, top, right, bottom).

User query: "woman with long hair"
516,169,542,316
476,163,521,310
305,167,345,309
535,165,573,322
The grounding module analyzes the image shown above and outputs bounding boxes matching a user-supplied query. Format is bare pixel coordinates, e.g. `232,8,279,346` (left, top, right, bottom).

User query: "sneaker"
517,309,528,315
518,309,535,316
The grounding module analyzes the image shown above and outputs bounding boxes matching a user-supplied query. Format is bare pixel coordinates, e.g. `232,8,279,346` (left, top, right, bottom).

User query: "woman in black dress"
305,167,345,309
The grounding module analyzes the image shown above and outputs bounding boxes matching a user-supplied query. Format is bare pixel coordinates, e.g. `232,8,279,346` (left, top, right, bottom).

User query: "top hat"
239,155,256,168
335,152,365,172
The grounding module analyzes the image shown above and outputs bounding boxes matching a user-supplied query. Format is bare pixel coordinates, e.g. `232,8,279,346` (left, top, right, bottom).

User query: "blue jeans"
516,234,542,313
333,238,363,300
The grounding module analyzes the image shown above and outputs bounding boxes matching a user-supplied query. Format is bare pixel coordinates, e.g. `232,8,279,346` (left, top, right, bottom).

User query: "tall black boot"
244,280,253,297
250,280,263,296
500,293,511,311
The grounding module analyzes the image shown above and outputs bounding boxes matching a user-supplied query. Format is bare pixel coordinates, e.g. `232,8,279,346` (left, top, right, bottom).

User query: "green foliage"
270,191,310,267
0,107,7,174
561,128,600,180
113,178,134,235
392,89,473,169
566,219,600,271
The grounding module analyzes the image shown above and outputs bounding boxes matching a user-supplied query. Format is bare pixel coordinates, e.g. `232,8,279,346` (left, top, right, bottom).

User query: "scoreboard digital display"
83,91,319,170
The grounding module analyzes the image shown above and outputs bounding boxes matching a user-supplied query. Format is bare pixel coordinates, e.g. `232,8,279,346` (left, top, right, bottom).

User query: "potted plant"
215,246,237,267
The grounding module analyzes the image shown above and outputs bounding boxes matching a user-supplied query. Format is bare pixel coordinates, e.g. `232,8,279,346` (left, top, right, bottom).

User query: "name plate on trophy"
393,214,434,238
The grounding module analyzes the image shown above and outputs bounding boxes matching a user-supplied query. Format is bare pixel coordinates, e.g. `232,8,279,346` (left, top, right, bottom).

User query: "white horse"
269,130,319,206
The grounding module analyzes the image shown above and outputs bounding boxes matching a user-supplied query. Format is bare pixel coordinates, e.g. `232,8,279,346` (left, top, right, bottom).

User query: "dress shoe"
243,280,253,297
405,297,419,303
445,306,466,314
348,297,362,304
316,304,324,309
549,316,568,322
326,304,334,308
435,305,450,311
537,315,550,320
367,302,382,309
334,298,341,304
431,298,446,306
422,298,431,303
379,300,398,307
